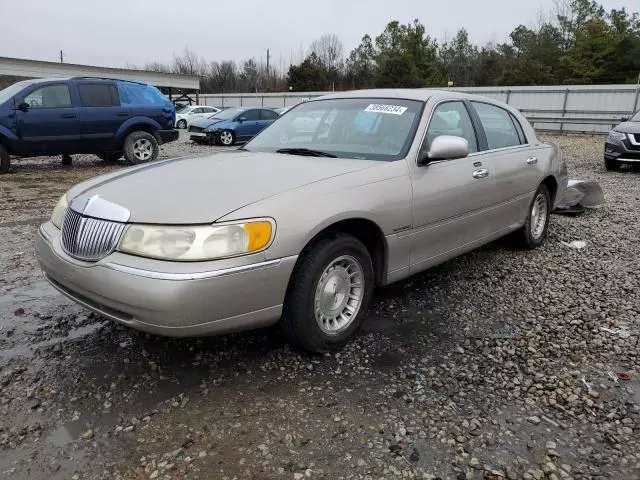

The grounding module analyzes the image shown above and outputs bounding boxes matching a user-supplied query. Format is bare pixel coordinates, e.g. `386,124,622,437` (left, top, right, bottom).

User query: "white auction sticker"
364,104,408,115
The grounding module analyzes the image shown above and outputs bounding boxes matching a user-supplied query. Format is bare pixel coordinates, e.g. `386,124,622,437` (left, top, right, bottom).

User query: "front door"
14,83,80,155
235,109,262,140
408,101,501,273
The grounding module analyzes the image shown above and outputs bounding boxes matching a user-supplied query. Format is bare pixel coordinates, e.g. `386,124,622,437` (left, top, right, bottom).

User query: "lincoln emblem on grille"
61,195,131,262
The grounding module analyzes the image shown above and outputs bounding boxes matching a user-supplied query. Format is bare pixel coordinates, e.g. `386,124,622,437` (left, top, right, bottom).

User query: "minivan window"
23,85,72,109
472,102,523,150
78,83,119,107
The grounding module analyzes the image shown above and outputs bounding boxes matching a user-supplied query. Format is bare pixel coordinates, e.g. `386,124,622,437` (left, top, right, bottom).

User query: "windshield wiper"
276,147,337,158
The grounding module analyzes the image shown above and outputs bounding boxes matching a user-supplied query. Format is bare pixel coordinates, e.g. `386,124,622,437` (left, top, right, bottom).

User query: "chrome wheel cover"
530,193,548,239
133,139,153,161
314,255,364,335
220,131,233,145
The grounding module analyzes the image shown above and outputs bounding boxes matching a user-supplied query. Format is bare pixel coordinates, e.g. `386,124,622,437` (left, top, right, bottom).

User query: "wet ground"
1,134,639,480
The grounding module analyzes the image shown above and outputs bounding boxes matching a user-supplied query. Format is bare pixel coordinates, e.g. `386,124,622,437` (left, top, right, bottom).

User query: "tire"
515,184,551,249
604,158,620,171
123,131,159,165
218,130,235,146
97,151,123,163
61,155,72,166
0,144,10,173
282,233,374,353
177,119,187,129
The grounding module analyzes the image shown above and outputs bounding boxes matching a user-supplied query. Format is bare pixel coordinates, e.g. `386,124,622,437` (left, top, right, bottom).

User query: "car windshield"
0,80,41,105
244,98,424,161
632,111,640,122
175,105,189,113
211,108,244,120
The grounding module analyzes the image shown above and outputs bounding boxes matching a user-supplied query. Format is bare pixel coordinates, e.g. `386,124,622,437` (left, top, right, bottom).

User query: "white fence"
195,84,640,134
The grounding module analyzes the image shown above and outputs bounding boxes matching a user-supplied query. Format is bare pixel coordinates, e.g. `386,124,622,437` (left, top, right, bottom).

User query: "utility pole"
59,50,64,63
266,49,271,77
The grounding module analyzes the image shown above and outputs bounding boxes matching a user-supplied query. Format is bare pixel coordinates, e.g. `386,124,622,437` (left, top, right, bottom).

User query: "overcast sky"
2,0,637,71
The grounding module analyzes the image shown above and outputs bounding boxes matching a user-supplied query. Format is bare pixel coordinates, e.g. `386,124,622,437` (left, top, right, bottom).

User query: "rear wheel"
123,131,159,165
515,184,551,249
0,144,10,173
61,155,72,166
218,130,235,146
282,234,374,353
97,151,123,163
605,158,620,171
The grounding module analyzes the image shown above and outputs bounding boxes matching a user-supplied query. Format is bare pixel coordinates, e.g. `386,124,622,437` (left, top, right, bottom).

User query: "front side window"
241,110,262,121
245,98,423,161
78,83,119,107
422,101,478,156
472,102,523,150
23,85,72,109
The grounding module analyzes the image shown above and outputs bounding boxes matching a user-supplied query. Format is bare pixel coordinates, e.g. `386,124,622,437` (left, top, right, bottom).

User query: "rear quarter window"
117,82,167,106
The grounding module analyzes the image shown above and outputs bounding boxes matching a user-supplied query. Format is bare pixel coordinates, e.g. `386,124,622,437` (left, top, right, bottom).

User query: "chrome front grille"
61,209,126,262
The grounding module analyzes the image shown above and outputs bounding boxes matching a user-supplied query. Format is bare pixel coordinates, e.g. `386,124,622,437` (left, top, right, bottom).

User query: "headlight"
608,130,627,142
51,194,68,228
118,220,274,261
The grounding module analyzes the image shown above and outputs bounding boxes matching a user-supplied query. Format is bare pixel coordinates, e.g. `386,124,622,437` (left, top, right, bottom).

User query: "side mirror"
419,135,469,165
17,102,30,112
237,117,246,123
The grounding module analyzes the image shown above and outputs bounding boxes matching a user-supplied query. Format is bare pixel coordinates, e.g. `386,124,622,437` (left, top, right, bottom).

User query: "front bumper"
158,129,179,144
36,221,297,337
604,136,640,163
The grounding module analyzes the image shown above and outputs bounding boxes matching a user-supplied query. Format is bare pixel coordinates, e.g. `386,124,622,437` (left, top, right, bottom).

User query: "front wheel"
604,158,620,171
123,131,159,165
282,234,374,353
176,119,187,129
218,130,235,146
515,184,551,249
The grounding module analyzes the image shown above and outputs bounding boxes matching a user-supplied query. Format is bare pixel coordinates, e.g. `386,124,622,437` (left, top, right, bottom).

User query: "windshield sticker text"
364,104,408,115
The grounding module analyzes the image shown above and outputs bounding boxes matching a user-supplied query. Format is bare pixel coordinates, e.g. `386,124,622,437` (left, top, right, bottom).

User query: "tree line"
137,0,640,93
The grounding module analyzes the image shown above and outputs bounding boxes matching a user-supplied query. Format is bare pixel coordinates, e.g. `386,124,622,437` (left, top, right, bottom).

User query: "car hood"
615,121,640,134
67,152,378,224
190,118,224,129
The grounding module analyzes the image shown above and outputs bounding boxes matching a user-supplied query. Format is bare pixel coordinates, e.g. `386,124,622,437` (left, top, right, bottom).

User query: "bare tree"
172,47,206,76
308,33,344,71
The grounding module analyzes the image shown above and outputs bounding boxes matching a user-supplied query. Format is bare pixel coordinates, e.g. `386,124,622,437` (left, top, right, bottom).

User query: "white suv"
175,105,221,129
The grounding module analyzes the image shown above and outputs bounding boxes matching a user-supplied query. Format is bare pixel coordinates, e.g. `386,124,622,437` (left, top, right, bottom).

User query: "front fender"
115,117,162,142
0,124,19,141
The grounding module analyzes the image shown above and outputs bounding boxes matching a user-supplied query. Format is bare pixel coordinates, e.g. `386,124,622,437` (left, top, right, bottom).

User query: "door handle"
472,168,490,179
61,113,77,118
526,156,538,165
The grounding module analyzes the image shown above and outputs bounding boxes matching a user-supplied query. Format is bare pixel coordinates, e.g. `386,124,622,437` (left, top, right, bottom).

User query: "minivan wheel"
218,130,235,146
124,131,159,165
282,234,374,353
97,151,123,163
605,158,620,171
516,184,551,249
0,145,10,173
176,119,187,129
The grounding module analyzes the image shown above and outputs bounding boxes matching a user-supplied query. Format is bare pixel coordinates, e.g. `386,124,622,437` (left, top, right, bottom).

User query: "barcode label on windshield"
364,104,408,115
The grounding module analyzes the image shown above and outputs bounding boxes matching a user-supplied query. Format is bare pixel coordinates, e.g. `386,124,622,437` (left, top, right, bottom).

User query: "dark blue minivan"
0,77,178,173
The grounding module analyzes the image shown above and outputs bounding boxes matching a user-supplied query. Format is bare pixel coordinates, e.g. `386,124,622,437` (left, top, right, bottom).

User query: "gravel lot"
0,132,638,480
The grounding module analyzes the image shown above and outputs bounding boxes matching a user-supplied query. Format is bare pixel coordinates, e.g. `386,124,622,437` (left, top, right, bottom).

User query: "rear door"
258,109,279,133
408,100,502,271
235,109,262,140
13,83,80,155
77,81,123,152
469,101,544,227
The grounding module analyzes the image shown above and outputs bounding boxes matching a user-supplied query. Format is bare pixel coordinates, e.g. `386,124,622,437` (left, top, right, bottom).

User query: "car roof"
315,88,486,103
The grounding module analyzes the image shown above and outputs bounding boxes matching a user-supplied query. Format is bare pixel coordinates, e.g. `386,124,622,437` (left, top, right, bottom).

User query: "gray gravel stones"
0,134,639,479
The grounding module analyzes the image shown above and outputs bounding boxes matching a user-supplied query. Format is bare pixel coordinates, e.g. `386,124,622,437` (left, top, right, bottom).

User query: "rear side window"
471,102,523,150
78,83,119,107
260,109,279,120
117,82,167,106
23,85,72,109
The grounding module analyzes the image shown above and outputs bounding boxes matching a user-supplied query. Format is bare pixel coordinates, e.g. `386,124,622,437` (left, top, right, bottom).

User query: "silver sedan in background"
36,89,568,352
